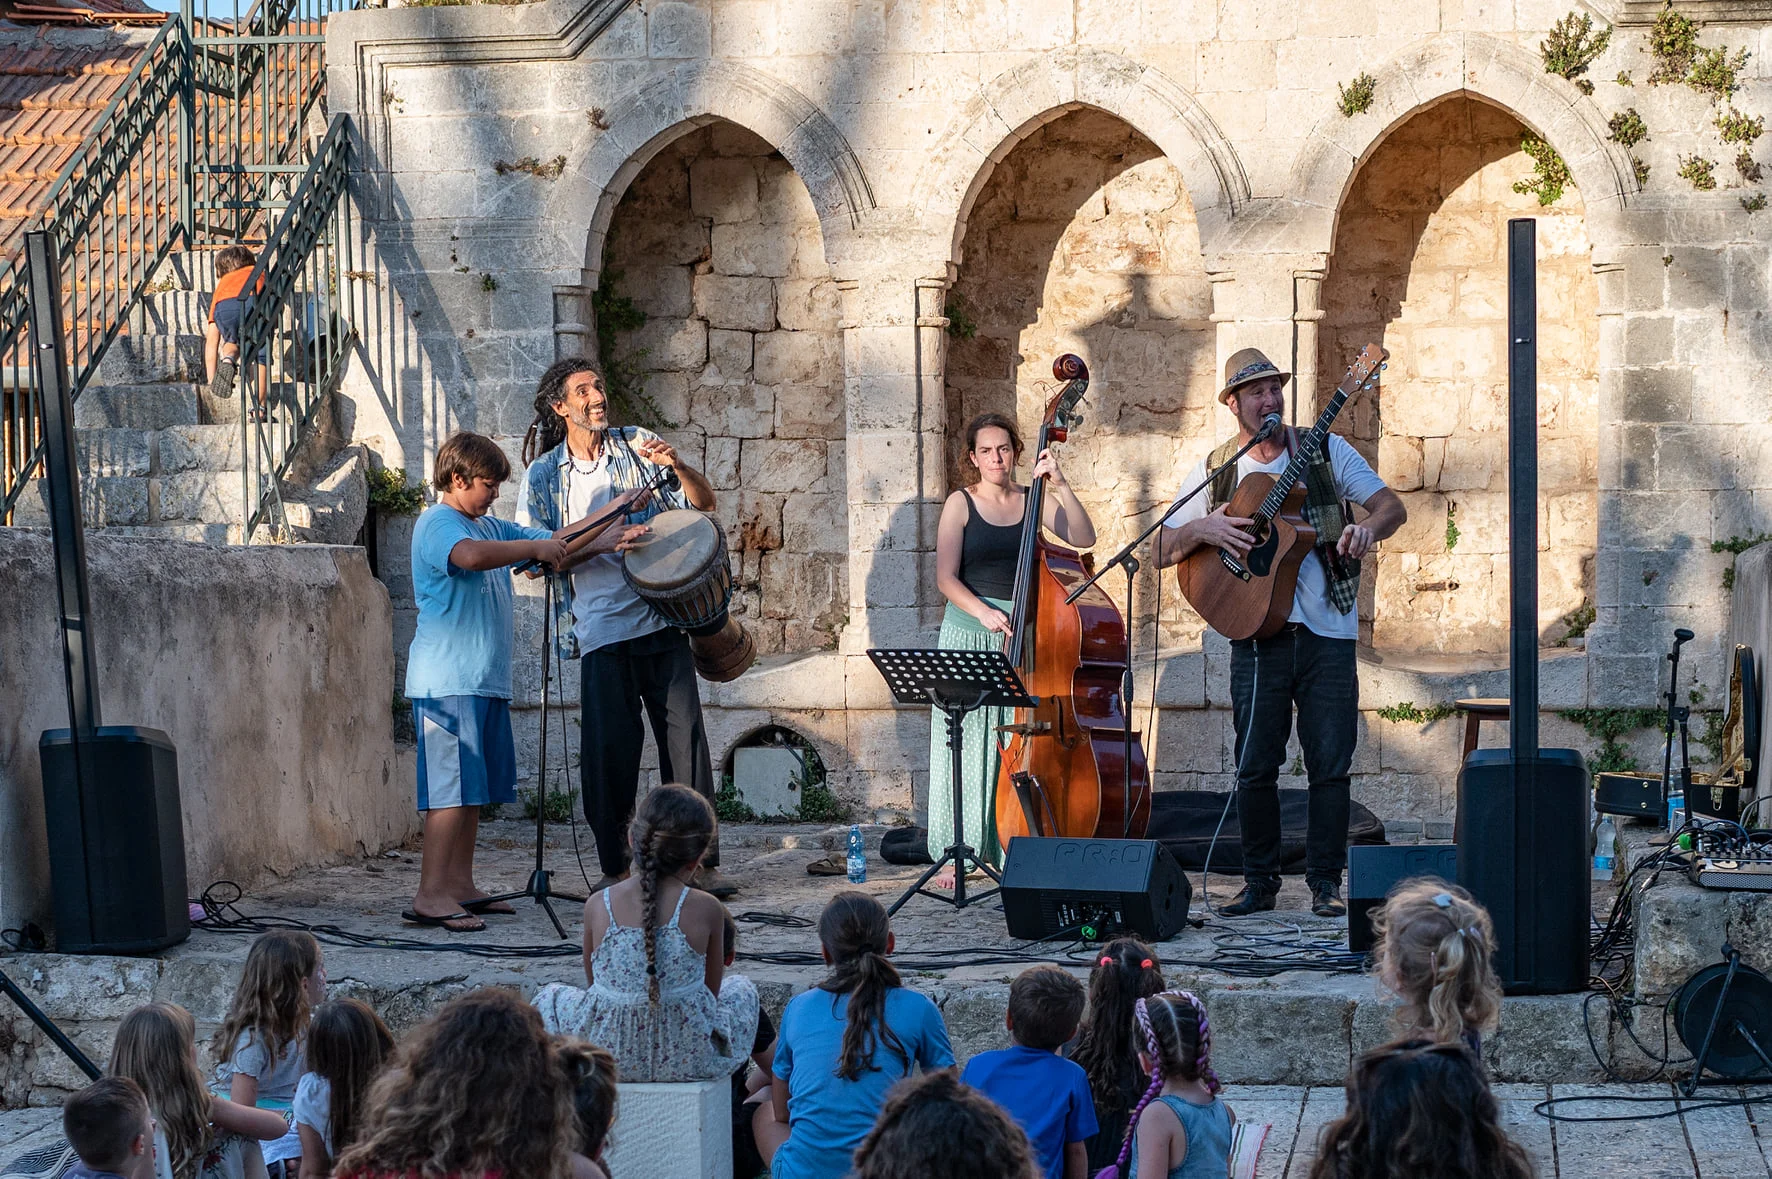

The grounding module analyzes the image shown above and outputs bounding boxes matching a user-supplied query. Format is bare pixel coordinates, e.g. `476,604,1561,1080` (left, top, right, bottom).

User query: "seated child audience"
405,430,629,933
960,965,1096,1179
111,1002,287,1179
1371,881,1501,1057
557,1040,618,1179
1068,938,1166,1171
293,1000,394,1179
1101,991,1233,1179
334,989,580,1179
62,1078,155,1179
536,784,758,1081
752,892,955,1179
1307,1039,1534,1179
212,930,326,1177
721,912,777,1179
853,1069,1039,1179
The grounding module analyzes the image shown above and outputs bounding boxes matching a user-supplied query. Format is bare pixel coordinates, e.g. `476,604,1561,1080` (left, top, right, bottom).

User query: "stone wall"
322,2,1772,825
603,124,848,654
0,531,416,939
1321,96,1599,653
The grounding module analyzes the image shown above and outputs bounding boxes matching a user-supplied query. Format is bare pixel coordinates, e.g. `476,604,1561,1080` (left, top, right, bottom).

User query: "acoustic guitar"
1176,344,1386,641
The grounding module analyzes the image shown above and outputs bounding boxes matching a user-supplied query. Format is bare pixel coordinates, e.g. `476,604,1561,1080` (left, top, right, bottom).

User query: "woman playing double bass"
927,412,1097,889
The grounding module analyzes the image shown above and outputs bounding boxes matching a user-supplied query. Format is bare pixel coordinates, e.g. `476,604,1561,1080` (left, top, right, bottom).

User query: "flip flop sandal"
401,908,485,931
460,898,516,915
806,854,845,877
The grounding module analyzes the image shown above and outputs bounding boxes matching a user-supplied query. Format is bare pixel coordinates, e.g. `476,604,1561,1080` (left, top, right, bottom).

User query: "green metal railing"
0,0,357,522
233,113,356,536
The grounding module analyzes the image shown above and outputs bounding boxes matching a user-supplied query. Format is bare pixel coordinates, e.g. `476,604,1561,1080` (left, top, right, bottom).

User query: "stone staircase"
9,263,367,545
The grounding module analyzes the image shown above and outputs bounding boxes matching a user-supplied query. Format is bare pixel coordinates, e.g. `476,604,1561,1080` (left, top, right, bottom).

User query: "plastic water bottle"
1592,814,1617,882
846,825,867,884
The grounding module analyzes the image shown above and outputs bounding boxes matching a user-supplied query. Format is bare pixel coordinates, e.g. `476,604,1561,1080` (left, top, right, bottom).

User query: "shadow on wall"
1320,95,1600,655
942,108,1219,653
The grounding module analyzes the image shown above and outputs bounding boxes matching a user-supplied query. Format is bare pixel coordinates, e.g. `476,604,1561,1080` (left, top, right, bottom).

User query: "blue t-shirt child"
962,1044,1098,1179
770,987,954,1179
405,504,551,700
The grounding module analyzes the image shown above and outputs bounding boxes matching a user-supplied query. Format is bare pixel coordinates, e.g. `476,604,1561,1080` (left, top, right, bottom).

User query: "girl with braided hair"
752,892,955,1179
535,785,758,1082
1098,992,1233,1179
1371,881,1501,1058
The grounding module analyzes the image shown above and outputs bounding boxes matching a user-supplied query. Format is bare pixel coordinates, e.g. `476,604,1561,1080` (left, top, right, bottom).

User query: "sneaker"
1221,884,1278,917
693,867,739,899
1311,880,1347,918
210,354,237,399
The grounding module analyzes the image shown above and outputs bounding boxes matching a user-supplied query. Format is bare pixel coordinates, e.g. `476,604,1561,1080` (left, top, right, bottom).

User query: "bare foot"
933,868,957,891
458,891,515,915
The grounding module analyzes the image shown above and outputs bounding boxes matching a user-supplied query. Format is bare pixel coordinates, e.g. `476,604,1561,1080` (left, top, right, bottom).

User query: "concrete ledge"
603,1078,731,1179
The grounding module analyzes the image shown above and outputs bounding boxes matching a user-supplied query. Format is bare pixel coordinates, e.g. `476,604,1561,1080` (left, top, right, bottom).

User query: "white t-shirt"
1164,432,1387,641
292,1072,332,1155
559,448,668,654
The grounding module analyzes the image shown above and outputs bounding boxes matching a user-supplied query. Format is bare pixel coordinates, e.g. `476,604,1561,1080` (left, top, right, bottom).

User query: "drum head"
625,510,721,591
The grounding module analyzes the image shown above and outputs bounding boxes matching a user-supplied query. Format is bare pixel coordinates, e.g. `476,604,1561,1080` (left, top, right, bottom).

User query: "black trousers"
579,628,719,873
1228,624,1357,891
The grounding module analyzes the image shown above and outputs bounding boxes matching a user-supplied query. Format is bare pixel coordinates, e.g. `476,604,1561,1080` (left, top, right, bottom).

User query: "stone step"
73,383,199,431
75,429,151,478
101,522,244,545
128,288,210,338
11,475,149,527
155,470,246,524
93,334,205,386
159,424,243,473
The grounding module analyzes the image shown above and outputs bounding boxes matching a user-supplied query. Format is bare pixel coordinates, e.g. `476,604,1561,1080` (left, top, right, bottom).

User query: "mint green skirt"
926,599,1012,869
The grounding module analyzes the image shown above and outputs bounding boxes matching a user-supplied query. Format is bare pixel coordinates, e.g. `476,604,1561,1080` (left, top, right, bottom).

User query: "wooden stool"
1456,698,1510,760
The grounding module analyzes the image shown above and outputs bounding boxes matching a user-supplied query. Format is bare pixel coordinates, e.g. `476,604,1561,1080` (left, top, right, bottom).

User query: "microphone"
1674,628,1695,644
1254,412,1283,441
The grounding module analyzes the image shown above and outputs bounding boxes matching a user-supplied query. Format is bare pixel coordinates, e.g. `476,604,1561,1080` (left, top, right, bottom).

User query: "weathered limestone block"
628,318,708,371
775,278,842,332
689,158,759,224
713,220,795,278
603,1079,732,1179
692,276,776,333
693,381,773,438
1207,984,1355,1084
755,330,832,386
741,438,827,493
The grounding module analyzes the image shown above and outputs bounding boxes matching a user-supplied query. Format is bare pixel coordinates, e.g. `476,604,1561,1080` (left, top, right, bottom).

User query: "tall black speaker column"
1454,219,1589,995
27,230,188,954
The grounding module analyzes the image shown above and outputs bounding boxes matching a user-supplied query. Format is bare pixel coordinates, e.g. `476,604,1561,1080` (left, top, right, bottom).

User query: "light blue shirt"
770,986,954,1179
404,504,551,699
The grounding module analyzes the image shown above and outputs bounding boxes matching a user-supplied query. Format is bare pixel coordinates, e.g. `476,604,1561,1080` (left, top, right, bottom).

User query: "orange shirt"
209,265,263,318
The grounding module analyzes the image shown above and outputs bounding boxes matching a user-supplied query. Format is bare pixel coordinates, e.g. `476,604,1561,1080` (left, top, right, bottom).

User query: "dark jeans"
1229,624,1357,891
580,627,719,873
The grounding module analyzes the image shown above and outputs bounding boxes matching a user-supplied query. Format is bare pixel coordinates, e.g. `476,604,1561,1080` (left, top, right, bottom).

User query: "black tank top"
959,489,1023,601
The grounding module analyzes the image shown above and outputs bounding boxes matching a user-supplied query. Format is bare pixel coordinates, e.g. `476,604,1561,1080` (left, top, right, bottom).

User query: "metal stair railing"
0,0,362,524
233,112,355,537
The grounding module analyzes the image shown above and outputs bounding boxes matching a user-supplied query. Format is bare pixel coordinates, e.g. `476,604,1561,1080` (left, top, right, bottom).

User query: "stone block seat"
602,1078,732,1179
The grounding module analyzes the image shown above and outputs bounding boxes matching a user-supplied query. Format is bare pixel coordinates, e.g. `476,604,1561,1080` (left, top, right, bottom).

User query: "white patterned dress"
535,887,758,1082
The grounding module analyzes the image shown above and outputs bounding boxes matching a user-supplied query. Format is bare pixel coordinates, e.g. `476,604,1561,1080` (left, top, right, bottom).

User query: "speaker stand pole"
0,963,99,1080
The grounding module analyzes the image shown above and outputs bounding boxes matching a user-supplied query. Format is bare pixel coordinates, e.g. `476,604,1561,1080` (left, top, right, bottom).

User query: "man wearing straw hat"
1157,348,1406,919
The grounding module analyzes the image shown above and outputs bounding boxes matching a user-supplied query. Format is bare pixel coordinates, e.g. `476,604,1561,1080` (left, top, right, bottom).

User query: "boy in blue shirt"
63,1077,155,1179
405,430,644,932
962,965,1098,1179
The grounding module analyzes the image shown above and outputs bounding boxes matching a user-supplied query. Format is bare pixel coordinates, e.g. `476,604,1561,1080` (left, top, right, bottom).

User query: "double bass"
993,355,1152,844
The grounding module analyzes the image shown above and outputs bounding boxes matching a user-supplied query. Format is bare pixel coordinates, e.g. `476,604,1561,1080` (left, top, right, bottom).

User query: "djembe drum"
621,509,757,683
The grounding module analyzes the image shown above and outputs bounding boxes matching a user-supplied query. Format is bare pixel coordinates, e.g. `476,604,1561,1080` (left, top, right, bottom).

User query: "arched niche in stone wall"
942,107,1220,654
917,48,1251,272
1319,95,1600,655
588,116,851,656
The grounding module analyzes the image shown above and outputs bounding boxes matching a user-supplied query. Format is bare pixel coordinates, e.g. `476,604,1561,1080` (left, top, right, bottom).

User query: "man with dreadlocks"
517,358,738,899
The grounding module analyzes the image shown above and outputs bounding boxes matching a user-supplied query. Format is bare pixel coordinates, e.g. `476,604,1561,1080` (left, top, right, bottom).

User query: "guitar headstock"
1043,354,1089,442
1338,343,1387,399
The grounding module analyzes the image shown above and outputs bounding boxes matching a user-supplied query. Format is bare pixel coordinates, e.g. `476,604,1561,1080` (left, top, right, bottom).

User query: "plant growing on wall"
492,155,567,180
1375,702,1457,724
1688,45,1751,102
945,291,978,340
1649,2,1701,85
1559,707,1664,780
1679,154,1718,190
1608,108,1648,149
1713,532,1772,590
1742,191,1767,212
1541,12,1611,93
1513,135,1572,205
1716,109,1764,145
1444,500,1460,551
1634,158,1652,186
1337,72,1376,117
366,467,426,515
1738,151,1764,183
591,262,674,428
1555,599,1596,646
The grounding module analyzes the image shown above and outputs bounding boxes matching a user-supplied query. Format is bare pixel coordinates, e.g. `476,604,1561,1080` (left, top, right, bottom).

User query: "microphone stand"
1063,420,1283,835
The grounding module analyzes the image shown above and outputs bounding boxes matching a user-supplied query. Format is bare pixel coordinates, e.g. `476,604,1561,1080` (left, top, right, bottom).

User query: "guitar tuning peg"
1380,362,1388,370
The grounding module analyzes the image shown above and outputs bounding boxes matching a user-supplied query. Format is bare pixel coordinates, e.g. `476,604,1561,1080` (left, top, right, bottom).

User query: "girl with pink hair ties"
1094,992,1234,1179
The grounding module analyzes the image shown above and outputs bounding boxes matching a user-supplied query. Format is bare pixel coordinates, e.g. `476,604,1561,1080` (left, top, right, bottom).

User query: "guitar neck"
1256,386,1350,520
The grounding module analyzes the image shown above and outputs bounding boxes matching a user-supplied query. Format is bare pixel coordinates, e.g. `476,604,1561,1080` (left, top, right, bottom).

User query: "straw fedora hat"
1218,347,1290,405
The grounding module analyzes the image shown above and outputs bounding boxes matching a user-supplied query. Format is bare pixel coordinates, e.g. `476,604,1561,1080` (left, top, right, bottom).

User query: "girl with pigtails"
535,784,758,1081
1098,991,1233,1179
1369,880,1502,1058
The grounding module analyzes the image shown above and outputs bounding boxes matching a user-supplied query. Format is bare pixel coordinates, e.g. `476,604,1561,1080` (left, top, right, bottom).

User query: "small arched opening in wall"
595,119,849,656
943,106,1219,653
1319,95,1599,655
716,723,847,824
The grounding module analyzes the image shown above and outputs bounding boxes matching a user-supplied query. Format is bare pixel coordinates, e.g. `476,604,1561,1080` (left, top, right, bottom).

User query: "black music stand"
868,648,1036,914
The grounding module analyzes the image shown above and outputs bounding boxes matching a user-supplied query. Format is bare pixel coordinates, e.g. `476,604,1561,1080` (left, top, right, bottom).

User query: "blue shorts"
412,695,517,811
